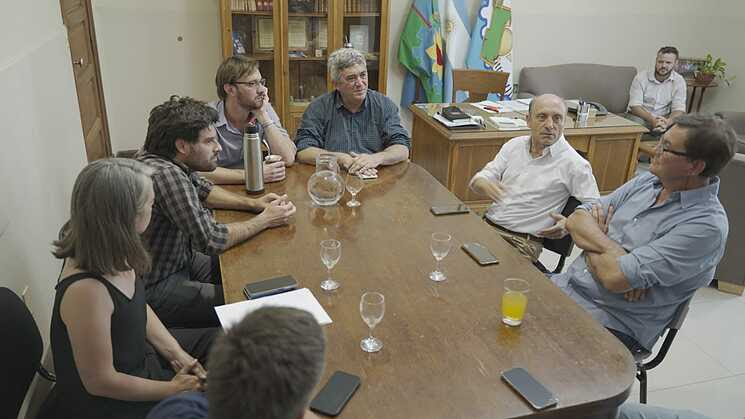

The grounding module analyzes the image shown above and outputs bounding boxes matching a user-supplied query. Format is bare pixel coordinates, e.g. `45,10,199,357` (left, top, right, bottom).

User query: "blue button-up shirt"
552,171,728,350
295,89,410,154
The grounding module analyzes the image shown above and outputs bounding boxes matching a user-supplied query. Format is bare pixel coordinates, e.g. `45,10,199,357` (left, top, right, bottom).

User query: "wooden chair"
452,69,509,103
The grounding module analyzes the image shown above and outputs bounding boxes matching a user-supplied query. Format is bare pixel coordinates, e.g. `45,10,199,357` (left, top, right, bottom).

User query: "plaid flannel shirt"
137,153,229,287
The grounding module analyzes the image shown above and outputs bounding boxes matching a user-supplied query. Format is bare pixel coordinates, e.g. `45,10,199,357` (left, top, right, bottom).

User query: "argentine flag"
466,0,513,100
442,0,471,103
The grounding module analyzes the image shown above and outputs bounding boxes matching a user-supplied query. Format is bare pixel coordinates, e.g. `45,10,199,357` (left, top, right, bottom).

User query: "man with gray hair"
555,114,737,355
296,48,410,175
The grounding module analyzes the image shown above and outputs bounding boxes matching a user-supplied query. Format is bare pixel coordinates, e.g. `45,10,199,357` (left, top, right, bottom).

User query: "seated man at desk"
554,114,736,354
137,96,296,328
146,307,325,419
204,55,296,184
627,46,687,135
469,94,600,262
295,47,410,175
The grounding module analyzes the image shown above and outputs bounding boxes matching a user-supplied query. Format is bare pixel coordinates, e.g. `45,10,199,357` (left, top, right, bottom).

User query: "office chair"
635,298,692,403
452,69,509,103
538,196,582,274
0,287,56,419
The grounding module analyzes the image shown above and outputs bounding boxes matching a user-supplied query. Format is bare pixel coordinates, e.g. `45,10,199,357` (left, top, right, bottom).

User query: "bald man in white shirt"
469,94,600,262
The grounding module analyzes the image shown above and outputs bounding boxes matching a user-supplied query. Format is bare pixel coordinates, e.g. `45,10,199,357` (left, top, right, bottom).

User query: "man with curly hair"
137,96,297,328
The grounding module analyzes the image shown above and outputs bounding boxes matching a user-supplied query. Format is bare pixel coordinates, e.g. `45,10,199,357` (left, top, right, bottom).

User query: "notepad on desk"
215,288,332,328
490,116,528,130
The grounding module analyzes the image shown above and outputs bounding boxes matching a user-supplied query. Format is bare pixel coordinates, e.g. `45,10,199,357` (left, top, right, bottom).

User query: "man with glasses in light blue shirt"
204,56,296,184
552,114,737,355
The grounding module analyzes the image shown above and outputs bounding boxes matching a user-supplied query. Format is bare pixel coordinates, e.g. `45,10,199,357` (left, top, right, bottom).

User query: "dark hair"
53,158,153,275
215,56,260,101
143,96,218,158
674,113,737,177
657,46,679,59
207,307,326,419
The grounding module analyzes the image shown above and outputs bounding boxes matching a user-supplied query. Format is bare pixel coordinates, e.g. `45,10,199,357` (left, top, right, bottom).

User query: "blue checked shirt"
551,171,728,350
137,153,229,287
295,89,410,154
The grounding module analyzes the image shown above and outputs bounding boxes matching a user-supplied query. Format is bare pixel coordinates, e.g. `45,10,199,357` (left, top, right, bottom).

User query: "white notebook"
214,288,332,328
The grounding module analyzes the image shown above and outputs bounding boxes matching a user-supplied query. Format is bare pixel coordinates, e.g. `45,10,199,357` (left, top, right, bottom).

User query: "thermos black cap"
245,124,260,135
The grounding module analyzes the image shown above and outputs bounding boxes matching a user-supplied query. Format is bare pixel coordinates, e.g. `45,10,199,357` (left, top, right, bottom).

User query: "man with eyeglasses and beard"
295,48,410,177
552,114,737,357
204,56,296,184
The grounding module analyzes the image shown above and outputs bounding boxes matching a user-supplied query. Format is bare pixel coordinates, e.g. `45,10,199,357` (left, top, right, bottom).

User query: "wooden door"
60,0,111,161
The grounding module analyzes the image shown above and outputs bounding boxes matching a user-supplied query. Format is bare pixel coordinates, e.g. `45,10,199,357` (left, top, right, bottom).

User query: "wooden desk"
410,104,647,211
217,163,635,419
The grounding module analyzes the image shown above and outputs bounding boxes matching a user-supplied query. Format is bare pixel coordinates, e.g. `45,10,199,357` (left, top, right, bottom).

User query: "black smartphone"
430,204,470,216
242,275,298,300
309,371,361,416
461,242,499,265
501,367,558,410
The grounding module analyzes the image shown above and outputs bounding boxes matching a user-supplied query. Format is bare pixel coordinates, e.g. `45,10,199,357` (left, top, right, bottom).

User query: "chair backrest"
541,197,582,273
452,69,509,103
0,287,44,419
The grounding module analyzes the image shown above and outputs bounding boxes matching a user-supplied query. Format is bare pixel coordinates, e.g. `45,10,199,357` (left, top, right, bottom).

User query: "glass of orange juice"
502,278,530,326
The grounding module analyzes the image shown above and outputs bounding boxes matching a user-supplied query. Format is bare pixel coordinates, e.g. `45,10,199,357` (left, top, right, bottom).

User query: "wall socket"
21,285,32,315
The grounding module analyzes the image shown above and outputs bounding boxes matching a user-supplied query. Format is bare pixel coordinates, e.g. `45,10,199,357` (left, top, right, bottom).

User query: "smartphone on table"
310,371,361,416
242,275,298,300
430,204,470,216
501,367,558,410
461,242,499,265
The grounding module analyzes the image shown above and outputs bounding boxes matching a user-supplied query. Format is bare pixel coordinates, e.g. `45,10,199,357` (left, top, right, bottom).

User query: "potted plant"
695,54,734,86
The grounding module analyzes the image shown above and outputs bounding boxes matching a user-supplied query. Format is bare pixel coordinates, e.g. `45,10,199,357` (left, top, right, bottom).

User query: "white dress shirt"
469,135,600,235
628,70,687,118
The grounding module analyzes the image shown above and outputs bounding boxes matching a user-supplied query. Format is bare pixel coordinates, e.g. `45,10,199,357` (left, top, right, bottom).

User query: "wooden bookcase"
219,0,390,138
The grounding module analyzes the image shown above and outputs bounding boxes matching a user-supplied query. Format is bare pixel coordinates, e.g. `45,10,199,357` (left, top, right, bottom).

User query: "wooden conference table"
410,103,647,212
216,163,635,419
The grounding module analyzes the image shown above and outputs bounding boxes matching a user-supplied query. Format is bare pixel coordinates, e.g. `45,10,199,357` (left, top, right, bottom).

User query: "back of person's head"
657,46,679,58
674,113,737,177
328,48,366,83
207,307,326,419
52,158,153,275
143,95,218,158
215,55,260,101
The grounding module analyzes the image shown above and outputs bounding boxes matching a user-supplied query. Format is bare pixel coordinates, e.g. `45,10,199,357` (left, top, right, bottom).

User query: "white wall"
92,0,222,153
0,0,87,372
511,0,745,113
93,1,745,145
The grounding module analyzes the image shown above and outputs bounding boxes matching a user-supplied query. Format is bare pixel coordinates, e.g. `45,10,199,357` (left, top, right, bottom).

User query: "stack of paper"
214,288,333,328
490,116,528,130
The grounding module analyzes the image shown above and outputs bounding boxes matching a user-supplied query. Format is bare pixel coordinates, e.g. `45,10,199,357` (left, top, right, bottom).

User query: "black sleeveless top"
50,271,167,419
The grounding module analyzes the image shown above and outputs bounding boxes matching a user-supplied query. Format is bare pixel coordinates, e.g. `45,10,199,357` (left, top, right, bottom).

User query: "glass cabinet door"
343,0,382,91
229,5,278,100
287,0,330,108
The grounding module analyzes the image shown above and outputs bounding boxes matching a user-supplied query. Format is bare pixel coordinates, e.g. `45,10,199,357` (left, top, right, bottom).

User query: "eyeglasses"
232,78,267,89
654,139,689,158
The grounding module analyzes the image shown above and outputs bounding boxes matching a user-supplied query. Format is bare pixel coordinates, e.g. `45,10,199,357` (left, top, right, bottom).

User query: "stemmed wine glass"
360,292,385,353
346,173,364,207
320,239,341,291
429,232,452,282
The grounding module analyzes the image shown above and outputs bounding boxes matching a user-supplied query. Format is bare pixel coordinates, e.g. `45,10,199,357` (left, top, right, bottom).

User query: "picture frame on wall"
676,57,706,79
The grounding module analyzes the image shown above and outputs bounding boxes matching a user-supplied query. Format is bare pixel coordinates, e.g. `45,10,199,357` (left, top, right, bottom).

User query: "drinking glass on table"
429,232,452,282
345,172,364,207
320,239,341,291
502,278,530,326
360,292,385,353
